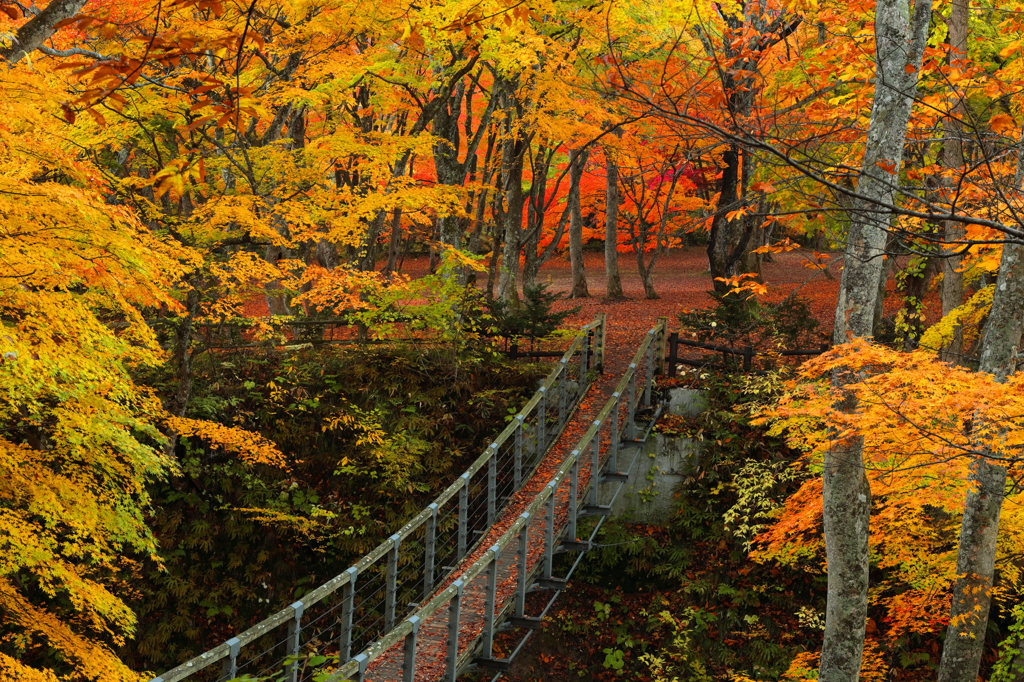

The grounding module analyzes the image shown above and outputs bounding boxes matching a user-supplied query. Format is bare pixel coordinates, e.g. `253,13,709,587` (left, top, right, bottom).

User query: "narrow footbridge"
153,315,670,682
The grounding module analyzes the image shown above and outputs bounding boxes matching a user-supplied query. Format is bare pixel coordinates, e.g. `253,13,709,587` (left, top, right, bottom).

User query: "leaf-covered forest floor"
242,246,934,345
537,247,933,341
394,246,937,343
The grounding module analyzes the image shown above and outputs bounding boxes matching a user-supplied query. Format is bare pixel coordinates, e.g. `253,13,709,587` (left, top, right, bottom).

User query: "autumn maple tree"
9,0,1024,679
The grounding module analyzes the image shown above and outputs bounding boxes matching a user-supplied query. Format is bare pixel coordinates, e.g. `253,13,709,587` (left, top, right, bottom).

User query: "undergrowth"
500,371,824,681
128,344,547,673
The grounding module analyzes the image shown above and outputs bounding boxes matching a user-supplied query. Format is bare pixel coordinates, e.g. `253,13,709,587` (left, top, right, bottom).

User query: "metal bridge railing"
329,318,668,682
150,315,606,682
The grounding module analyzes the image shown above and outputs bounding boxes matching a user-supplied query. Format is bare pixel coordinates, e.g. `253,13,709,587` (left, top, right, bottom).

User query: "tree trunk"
636,245,659,299
522,144,551,289
264,241,292,316
468,131,497,257
496,135,528,303
164,286,201,456
568,148,590,298
700,5,799,295
384,208,403,273
485,218,502,299
939,0,969,363
431,76,498,260
0,0,87,64
938,237,1024,682
707,146,742,294
433,82,466,253
822,1,932,681
635,164,680,301
605,147,625,299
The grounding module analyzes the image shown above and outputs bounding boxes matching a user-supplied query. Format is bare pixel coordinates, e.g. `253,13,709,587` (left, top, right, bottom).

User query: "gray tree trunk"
938,234,1024,682
822,1,932,681
496,137,528,303
521,144,558,289
939,0,969,362
434,83,467,253
568,148,590,298
604,147,625,299
1,0,87,64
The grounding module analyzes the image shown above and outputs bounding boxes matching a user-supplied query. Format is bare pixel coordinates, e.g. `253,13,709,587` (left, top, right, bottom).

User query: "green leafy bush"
485,284,581,347
677,295,823,352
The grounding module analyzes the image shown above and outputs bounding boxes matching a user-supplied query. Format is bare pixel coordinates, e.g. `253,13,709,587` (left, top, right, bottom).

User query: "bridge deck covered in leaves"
152,315,670,682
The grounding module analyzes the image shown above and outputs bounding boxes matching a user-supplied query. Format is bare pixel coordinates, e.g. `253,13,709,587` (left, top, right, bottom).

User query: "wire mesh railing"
324,318,669,682
149,315,606,682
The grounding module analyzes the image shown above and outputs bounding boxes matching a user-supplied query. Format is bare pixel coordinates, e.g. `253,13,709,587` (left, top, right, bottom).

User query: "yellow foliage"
166,417,289,468
860,638,890,681
0,58,288,678
0,653,60,682
918,285,994,354
0,64,184,678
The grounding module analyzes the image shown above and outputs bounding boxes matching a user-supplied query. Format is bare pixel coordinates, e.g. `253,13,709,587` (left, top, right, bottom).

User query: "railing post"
668,332,679,377
597,312,607,372
514,416,524,489
743,345,753,372
339,566,358,661
402,616,421,682
516,514,530,617
537,386,547,450
543,483,556,579
482,544,500,658
445,580,465,682
568,450,580,541
582,328,591,373
458,473,470,559
220,637,241,680
644,340,654,407
352,653,369,682
656,317,669,376
425,503,438,596
626,363,637,440
386,533,401,631
285,601,304,682
609,393,620,472
487,443,497,526
558,359,568,427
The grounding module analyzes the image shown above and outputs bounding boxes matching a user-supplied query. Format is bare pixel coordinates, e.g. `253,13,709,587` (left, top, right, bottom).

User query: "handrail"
150,315,606,682
326,317,668,682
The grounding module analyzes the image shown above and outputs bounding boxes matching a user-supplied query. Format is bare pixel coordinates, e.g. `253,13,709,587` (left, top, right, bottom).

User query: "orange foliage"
755,340,1024,640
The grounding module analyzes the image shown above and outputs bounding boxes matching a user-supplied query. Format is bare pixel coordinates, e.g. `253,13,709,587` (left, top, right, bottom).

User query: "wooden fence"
165,315,572,361
665,332,830,374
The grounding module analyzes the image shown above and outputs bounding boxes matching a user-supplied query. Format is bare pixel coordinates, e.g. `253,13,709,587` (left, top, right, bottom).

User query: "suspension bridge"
151,314,671,682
